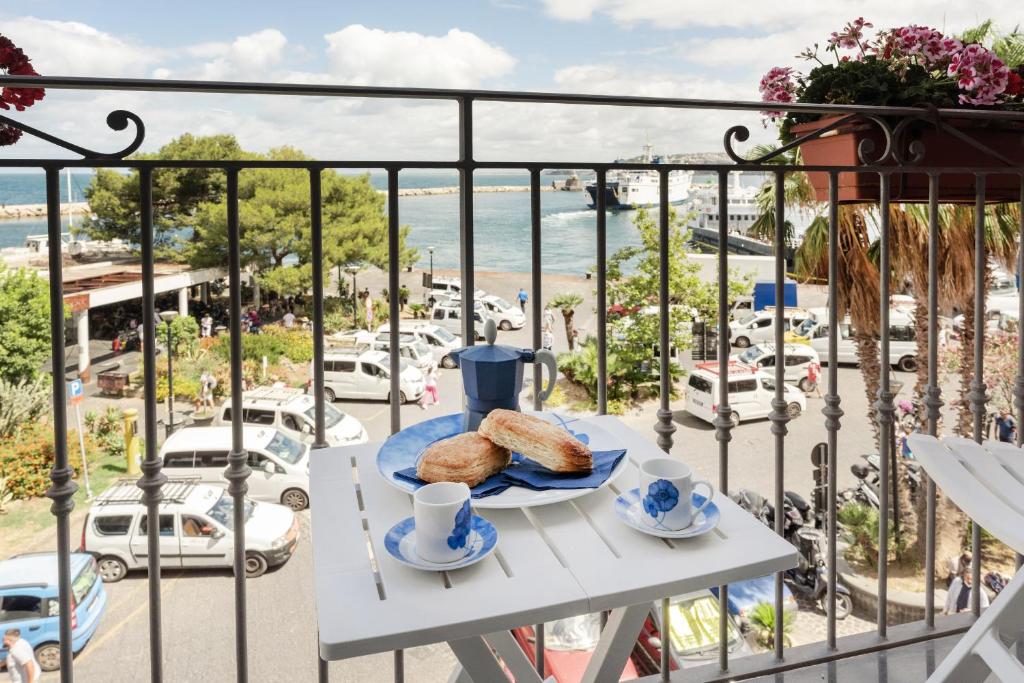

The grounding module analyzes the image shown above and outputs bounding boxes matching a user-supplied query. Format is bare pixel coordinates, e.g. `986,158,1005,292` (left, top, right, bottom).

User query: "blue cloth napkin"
392,447,628,498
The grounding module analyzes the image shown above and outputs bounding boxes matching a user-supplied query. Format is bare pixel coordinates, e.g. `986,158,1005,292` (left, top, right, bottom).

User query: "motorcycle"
786,527,853,619
838,452,923,511
731,489,809,546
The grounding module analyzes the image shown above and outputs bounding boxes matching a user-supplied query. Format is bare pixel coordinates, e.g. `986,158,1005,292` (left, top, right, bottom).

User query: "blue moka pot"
449,319,557,432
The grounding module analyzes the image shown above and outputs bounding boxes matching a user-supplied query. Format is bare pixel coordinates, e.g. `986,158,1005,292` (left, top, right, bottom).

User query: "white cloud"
2,16,160,76
323,25,516,88
171,29,289,80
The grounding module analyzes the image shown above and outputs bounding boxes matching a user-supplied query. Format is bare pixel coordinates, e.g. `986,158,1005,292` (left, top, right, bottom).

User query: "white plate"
383,515,497,571
376,411,629,509
613,488,720,539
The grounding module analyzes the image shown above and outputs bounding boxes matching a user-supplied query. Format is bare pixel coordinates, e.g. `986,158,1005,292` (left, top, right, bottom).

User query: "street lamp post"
159,310,179,437
345,265,359,329
427,246,435,304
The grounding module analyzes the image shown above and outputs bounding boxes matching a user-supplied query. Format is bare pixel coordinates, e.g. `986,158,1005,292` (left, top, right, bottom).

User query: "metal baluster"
310,167,330,682
970,174,987,617
137,167,166,682
459,97,475,348
596,169,608,415
924,174,941,628
531,169,543,412
535,622,545,679
770,170,789,659
44,166,78,682
224,167,251,683
876,173,893,637
824,173,843,649
657,169,674,682
716,170,732,673
388,168,401,434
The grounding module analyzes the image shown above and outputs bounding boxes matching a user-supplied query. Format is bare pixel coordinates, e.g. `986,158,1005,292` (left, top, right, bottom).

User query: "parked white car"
314,350,426,403
788,307,919,372
430,301,490,340
685,362,807,425
730,343,821,391
213,386,367,447
377,322,462,368
159,426,312,510
729,307,811,348
370,333,437,372
428,276,485,300
83,479,298,582
478,294,526,330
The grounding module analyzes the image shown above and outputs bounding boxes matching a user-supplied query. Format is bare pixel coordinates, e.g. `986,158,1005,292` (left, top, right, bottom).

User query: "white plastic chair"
907,434,1024,682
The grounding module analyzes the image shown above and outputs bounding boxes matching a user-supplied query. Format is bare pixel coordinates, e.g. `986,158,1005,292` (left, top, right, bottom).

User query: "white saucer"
383,515,498,571
613,488,720,539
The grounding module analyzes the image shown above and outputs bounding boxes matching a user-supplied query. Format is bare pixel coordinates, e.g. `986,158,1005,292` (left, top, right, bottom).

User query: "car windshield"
543,614,602,651
207,492,255,526
413,341,432,357
738,347,764,364
794,318,816,336
431,327,456,343
491,297,511,309
737,312,758,325
265,431,306,464
667,595,740,656
303,403,344,429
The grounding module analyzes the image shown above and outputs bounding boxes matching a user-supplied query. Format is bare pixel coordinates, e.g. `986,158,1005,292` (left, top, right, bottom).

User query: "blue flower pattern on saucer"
447,500,472,550
613,489,720,539
385,514,499,572
643,479,679,526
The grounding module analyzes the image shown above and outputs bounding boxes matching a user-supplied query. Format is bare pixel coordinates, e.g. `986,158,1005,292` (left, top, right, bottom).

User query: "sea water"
0,170,758,274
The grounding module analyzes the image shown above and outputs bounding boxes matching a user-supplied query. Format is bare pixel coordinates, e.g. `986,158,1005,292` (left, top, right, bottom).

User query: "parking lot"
30,303,908,681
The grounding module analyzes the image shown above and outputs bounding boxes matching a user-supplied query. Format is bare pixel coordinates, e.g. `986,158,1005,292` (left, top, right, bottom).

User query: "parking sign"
68,379,84,405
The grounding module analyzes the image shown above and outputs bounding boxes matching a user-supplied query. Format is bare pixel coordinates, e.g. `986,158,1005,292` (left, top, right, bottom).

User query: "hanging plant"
0,34,45,146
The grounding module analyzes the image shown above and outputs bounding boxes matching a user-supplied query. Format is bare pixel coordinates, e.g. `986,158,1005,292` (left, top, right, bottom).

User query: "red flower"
1006,72,1024,96
0,33,45,146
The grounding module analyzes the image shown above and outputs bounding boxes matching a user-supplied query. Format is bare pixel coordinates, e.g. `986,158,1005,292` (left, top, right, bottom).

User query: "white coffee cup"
638,458,714,531
413,482,473,563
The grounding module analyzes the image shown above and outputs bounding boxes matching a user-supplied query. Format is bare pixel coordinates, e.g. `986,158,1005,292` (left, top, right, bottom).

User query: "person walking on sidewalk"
517,288,528,313
3,629,40,683
419,362,440,410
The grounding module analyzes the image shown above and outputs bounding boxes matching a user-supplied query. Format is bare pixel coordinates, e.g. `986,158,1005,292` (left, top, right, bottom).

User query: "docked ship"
687,172,761,232
585,144,693,210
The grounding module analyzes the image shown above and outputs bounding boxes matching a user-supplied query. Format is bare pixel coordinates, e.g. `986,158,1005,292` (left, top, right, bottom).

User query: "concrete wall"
687,254,776,285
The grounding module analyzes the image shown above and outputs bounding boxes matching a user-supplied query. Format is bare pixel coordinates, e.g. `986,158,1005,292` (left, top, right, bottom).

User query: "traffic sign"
68,379,84,406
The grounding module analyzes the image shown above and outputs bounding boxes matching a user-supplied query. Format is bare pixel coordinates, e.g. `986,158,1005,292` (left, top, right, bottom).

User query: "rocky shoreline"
0,201,90,220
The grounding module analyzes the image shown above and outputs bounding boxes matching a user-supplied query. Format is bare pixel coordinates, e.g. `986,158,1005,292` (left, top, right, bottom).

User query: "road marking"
74,572,184,665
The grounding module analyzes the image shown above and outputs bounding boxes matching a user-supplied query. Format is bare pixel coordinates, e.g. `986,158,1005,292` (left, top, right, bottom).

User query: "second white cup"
413,482,473,563
638,458,714,531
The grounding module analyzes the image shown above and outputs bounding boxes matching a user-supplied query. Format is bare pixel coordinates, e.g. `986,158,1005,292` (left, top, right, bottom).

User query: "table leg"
447,635,509,683
485,630,544,683
580,603,652,683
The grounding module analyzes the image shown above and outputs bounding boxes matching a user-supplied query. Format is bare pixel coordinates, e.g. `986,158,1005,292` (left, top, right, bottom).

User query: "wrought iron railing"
1,73,1023,682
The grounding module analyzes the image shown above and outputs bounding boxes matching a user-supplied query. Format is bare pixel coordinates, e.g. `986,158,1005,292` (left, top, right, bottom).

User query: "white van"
214,386,367,447
429,276,485,300
83,479,298,581
315,350,426,403
159,426,312,510
430,301,490,340
730,343,820,391
377,322,462,368
729,307,810,348
789,308,919,371
685,362,807,426
371,333,437,372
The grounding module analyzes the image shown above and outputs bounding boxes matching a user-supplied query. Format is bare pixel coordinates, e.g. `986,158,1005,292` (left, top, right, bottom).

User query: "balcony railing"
2,73,1023,683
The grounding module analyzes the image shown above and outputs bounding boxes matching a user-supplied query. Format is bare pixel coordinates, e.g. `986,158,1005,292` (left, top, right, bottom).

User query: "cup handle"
691,480,715,516
533,349,558,402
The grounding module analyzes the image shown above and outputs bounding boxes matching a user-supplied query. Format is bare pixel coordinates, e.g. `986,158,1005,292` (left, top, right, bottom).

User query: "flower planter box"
792,116,1024,204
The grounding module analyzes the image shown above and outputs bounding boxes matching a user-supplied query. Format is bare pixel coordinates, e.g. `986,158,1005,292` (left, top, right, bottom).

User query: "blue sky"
1,2,1012,161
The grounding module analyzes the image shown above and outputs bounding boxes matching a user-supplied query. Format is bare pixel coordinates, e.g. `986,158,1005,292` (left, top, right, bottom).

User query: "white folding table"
310,416,799,682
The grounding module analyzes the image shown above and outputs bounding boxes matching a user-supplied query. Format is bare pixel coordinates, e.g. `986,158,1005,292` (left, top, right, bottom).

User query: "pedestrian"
571,328,580,351
806,361,822,397
542,328,554,351
419,362,439,410
995,408,1017,443
200,313,213,338
944,567,989,614
898,425,914,458
517,288,528,313
365,296,375,331
945,551,972,588
3,628,40,683
543,304,555,333
282,308,296,329
199,371,217,412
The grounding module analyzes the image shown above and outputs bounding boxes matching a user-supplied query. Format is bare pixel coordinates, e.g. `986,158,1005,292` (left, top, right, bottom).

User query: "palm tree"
549,293,583,350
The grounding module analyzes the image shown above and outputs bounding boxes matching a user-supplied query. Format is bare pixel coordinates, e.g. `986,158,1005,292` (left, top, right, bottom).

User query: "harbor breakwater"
385,185,558,197
0,201,89,219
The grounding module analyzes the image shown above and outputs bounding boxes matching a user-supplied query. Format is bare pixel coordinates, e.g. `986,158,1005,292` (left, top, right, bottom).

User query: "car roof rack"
695,361,759,376
94,476,202,506
243,385,304,405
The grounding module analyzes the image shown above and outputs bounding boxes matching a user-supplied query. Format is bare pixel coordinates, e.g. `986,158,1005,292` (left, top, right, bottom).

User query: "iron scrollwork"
0,109,145,159
724,113,896,167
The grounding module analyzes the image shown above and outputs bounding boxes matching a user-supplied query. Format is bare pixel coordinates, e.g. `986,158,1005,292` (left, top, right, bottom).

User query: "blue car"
711,575,797,627
0,553,107,672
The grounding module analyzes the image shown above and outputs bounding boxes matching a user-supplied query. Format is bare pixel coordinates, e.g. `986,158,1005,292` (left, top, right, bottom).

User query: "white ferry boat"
585,144,693,210
688,172,762,232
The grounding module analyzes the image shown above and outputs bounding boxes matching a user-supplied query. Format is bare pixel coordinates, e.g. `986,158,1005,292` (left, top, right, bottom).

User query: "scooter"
786,527,853,619
732,489,809,546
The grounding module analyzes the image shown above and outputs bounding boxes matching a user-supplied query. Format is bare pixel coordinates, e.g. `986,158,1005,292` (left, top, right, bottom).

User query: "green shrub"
838,502,907,568
211,326,313,364
749,602,794,650
0,375,50,439
0,422,91,500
